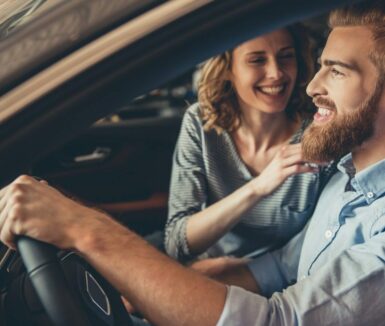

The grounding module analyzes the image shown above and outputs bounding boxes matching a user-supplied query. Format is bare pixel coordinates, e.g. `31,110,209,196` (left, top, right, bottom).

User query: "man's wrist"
70,209,111,254
71,209,138,259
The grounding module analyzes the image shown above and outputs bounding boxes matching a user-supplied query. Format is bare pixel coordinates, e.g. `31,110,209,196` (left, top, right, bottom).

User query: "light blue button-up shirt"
217,153,385,326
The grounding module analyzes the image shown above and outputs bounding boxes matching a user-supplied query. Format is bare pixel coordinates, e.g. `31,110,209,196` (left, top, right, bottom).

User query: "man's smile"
314,106,335,123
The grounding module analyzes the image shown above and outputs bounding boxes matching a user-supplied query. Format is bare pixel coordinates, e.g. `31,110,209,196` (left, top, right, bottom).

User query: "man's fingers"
31,176,49,186
0,215,17,249
0,187,11,221
0,184,8,199
0,175,37,247
0,185,16,235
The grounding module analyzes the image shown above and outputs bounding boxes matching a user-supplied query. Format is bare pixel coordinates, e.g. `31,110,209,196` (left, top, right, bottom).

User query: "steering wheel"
16,236,133,326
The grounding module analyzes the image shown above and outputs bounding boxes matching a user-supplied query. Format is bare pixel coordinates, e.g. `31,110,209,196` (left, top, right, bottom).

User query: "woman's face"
231,28,298,115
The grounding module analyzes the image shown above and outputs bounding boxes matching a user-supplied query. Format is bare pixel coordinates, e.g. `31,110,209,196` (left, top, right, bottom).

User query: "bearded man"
1,1,385,326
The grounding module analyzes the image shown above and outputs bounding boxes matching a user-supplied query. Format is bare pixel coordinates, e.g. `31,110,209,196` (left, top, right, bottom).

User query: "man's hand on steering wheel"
0,175,100,250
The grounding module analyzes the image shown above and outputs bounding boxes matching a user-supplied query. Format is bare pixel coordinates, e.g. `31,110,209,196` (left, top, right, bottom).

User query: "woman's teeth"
258,85,285,95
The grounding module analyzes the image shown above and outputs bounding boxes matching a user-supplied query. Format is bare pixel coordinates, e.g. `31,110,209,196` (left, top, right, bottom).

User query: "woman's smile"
255,83,287,96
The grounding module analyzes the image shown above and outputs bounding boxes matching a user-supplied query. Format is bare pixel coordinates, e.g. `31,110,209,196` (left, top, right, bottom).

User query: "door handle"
73,147,111,163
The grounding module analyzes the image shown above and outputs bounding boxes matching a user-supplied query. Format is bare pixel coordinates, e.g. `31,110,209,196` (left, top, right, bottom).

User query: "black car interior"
0,0,359,325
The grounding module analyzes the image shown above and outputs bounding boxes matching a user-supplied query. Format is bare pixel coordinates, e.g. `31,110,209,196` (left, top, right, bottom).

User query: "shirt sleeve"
164,105,207,261
247,225,307,297
218,229,385,325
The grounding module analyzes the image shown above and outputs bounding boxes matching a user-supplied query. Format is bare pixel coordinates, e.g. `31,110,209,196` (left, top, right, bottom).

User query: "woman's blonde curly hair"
198,23,315,134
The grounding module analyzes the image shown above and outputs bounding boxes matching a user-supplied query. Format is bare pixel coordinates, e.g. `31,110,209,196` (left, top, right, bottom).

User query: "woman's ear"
223,69,233,82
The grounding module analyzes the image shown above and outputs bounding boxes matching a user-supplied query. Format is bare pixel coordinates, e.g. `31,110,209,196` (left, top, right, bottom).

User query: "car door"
30,86,191,235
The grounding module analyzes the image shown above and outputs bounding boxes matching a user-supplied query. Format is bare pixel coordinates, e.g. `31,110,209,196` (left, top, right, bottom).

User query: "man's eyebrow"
318,58,358,71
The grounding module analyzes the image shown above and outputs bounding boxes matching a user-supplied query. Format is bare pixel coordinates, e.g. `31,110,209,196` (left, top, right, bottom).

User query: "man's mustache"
313,97,337,111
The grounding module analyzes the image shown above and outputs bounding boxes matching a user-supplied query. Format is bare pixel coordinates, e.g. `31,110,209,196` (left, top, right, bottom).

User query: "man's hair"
197,24,314,134
329,0,385,72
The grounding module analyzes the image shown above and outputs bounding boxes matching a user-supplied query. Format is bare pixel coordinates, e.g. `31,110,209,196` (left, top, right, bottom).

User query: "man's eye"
331,68,344,77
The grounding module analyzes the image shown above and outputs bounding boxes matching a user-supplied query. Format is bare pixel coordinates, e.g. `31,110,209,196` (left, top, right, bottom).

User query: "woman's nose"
266,60,284,80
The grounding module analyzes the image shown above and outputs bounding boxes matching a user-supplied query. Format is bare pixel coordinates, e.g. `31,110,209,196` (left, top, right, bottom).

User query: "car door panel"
32,113,182,235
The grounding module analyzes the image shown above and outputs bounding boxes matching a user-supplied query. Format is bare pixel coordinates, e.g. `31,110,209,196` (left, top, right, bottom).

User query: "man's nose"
266,60,284,80
306,71,325,98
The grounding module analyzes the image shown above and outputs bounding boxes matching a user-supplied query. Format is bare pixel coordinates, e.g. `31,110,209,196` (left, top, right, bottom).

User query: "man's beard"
302,79,384,162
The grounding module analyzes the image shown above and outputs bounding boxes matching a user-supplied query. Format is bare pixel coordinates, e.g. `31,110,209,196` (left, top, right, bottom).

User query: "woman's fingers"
279,144,320,169
252,143,319,197
277,143,302,158
279,148,319,178
281,151,310,168
281,163,317,179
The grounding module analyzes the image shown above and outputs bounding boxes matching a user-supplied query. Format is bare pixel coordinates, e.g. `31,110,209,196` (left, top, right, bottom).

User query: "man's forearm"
75,213,227,326
212,264,261,294
190,257,261,294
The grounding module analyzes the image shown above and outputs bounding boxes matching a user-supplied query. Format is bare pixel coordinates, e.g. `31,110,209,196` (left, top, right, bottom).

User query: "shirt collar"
337,153,385,204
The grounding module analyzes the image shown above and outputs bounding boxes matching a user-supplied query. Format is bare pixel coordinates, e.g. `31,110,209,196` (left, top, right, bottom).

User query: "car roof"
0,0,362,186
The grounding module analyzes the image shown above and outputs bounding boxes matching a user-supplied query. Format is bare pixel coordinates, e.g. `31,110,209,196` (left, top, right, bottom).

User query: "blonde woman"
165,24,329,266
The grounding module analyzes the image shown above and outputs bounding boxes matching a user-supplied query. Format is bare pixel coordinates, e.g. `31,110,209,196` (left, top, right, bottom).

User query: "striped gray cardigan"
165,104,335,262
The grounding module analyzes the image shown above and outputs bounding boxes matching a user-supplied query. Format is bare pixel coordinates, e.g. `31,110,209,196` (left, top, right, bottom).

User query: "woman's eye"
278,53,295,60
249,57,266,64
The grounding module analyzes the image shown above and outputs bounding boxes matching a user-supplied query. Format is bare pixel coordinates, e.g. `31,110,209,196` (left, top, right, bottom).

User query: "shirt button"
300,275,307,280
367,192,374,199
325,230,333,239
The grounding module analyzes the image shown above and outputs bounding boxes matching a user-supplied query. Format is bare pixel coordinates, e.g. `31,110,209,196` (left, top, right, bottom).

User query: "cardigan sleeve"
164,104,208,261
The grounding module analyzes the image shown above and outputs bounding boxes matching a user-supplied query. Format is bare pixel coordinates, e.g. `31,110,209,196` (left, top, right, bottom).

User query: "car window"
99,68,198,124
99,14,329,125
